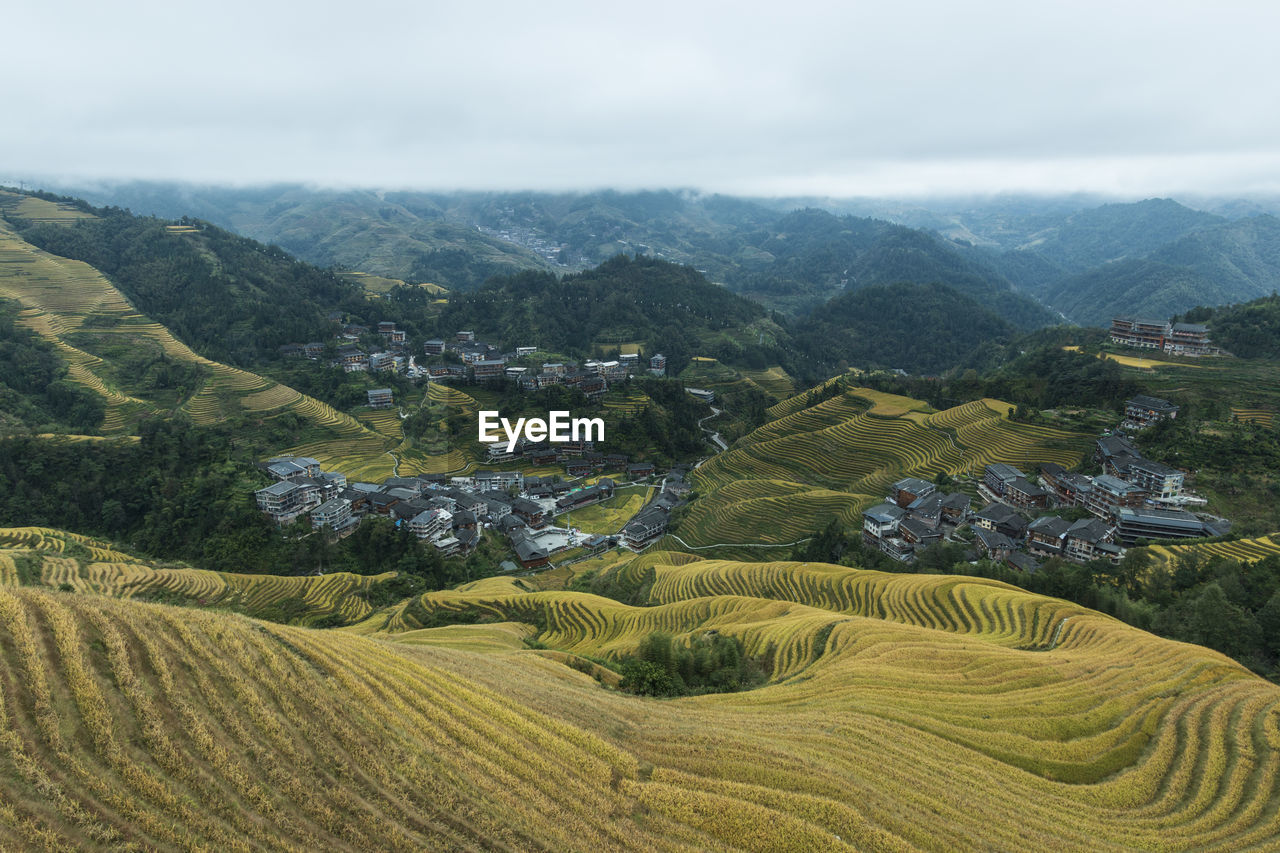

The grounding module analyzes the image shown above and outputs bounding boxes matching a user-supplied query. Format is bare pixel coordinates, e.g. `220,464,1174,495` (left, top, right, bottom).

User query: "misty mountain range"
44,181,1280,328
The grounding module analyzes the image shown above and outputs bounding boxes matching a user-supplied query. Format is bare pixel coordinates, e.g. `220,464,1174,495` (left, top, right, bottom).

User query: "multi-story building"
1110,317,1168,349
1039,462,1091,507
337,345,369,372
310,497,353,533
891,477,936,509
378,321,406,344
972,503,1028,539
408,508,452,541
623,508,667,549
367,388,394,409
982,463,1025,498
1114,507,1216,544
472,359,506,380
862,502,906,548
1124,395,1179,429
1005,477,1050,510
255,481,320,525
1125,458,1184,500
1025,515,1070,558
1064,518,1123,563
1163,323,1218,357
1084,474,1147,519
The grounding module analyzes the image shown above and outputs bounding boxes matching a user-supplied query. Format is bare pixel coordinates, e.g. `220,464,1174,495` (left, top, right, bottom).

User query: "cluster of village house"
861,394,1230,572
1110,316,1220,357
281,324,670,410
254,451,690,570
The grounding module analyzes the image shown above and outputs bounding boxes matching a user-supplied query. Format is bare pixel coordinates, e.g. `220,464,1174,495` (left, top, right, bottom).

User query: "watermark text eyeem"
478,410,604,452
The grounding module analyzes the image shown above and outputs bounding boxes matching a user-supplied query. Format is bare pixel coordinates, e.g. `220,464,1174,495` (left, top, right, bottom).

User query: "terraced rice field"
0,528,143,564
0,529,394,625
425,381,479,413
1144,533,1280,568
331,550,1280,849
685,387,1090,548
1,536,1278,848
678,479,872,547
602,386,652,416
355,407,404,440
740,365,795,399
0,191,96,223
1231,407,1276,427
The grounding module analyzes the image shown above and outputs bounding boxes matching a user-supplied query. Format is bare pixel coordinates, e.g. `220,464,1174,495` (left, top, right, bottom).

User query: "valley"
3,185,1280,850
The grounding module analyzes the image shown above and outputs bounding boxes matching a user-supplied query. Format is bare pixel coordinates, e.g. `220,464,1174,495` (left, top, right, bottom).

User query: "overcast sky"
6,0,1280,197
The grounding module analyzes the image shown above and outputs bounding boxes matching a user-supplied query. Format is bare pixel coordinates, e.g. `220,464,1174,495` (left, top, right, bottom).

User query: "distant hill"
47,182,1059,323
957,200,1280,326
1029,216,1280,327
1042,259,1219,328
724,208,1057,325
1014,198,1224,275
435,254,779,374
4,196,362,367
788,282,1019,376
34,182,555,290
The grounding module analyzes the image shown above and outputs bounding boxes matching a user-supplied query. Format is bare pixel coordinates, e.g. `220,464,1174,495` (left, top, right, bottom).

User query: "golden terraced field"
681,387,1092,549
0,534,1278,849
0,528,394,626
1144,533,1280,569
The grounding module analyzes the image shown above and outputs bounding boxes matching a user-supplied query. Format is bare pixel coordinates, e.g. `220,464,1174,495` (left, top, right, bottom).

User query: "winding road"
698,406,728,453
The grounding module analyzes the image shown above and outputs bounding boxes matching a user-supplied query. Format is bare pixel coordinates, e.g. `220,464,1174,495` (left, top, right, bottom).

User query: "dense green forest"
796,520,1280,681
1180,293,1280,358
0,303,105,433
427,255,775,374
786,282,1019,376
847,343,1140,413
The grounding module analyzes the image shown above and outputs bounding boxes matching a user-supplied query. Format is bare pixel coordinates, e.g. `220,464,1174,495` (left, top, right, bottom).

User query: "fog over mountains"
46,181,1280,327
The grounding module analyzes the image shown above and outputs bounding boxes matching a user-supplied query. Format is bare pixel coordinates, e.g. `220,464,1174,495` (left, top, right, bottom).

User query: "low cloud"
6,0,1279,196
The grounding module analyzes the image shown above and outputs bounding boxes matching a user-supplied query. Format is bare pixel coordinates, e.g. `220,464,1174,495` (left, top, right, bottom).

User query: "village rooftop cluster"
281,322,669,407
861,393,1230,572
254,453,691,569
